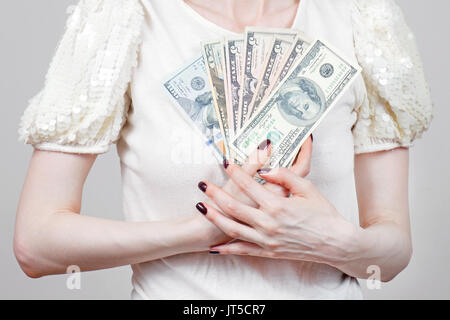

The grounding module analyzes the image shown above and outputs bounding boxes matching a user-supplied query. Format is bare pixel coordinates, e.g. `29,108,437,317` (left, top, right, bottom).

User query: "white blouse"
18,0,433,299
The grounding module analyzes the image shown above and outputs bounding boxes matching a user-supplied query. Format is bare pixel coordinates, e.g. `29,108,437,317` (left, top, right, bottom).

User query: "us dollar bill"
246,37,294,120
231,39,361,168
239,27,298,129
163,56,225,160
202,40,231,155
267,34,311,97
224,36,244,137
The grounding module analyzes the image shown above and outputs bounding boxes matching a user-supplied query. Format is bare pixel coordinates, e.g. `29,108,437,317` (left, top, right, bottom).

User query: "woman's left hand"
197,164,363,266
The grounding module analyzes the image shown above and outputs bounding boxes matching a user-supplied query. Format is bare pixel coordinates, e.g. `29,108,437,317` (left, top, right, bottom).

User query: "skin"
15,0,412,283
15,138,311,277
199,148,411,282
185,0,301,33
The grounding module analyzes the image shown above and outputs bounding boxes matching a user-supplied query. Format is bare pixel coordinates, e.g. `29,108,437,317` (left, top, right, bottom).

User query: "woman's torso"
117,0,366,299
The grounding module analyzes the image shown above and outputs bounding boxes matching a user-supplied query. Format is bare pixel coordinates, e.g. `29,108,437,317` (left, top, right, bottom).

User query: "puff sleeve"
18,0,144,154
351,0,433,154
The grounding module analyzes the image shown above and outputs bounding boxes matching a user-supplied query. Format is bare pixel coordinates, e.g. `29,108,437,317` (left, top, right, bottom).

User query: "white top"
18,0,433,299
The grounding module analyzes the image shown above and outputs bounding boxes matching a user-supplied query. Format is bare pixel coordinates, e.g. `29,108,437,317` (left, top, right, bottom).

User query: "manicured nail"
196,202,207,215
257,168,272,175
198,181,207,192
258,139,271,150
209,251,220,255
223,157,229,169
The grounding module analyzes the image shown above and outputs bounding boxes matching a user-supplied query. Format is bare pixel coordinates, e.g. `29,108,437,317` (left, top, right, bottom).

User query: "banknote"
163,56,225,160
202,40,231,155
231,39,361,168
263,35,311,166
224,36,244,137
266,35,311,97
238,27,298,129
246,37,294,119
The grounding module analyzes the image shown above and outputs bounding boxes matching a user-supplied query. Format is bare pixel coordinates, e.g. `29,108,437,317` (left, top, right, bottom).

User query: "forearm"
14,212,209,278
329,219,412,282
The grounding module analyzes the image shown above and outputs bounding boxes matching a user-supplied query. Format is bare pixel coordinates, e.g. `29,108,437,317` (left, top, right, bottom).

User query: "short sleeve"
18,0,144,154
351,0,433,154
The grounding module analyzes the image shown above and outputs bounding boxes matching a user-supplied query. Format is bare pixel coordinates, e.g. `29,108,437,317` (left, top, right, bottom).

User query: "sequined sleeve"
351,0,433,154
18,0,144,154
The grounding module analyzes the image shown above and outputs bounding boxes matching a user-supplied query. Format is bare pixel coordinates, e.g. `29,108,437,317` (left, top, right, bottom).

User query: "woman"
15,0,432,299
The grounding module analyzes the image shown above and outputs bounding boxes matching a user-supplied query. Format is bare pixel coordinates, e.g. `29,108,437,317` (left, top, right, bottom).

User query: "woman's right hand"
200,136,313,247
223,137,313,206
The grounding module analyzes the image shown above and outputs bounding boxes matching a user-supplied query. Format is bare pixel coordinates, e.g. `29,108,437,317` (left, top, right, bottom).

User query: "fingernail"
258,139,271,150
257,168,272,175
223,157,229,169
209,251,220,255
198,181,207,192
311,134,314,142
196,202,207,215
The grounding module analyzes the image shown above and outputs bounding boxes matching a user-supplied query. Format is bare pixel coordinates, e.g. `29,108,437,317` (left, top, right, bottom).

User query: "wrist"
324,217,370,268
171,215,212,254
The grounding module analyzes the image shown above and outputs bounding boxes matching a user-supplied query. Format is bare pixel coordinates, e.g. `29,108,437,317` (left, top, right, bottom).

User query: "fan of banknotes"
163,27,361,169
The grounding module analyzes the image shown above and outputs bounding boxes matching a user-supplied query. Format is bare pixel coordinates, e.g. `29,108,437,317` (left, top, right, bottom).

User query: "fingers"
224,162,278,208
290,135,313,177
196,202,266,244
257,167,316,197
263,182,290,197
209,241,317,262
239,139,272,176
198,181,264,227
209,241,274,257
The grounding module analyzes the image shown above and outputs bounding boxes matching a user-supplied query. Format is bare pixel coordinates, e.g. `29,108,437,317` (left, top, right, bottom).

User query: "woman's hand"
200,137,313,247
196,162,362,266
222,137,313,206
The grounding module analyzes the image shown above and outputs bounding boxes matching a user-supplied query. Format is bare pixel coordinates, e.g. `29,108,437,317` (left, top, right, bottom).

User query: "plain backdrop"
0,0,449,300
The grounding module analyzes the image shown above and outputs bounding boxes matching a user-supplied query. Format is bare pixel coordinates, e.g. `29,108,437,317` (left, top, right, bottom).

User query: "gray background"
0,0,449,299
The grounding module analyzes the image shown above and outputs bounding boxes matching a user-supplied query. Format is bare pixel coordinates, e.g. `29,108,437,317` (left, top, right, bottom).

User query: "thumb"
239,139,272,175
257,167,314,197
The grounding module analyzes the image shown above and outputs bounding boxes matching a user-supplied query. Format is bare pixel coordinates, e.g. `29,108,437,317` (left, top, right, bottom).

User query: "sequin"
382,114,391,122
18,0,144,154
18,0,432,156
66,5,76,15
351,0,433,154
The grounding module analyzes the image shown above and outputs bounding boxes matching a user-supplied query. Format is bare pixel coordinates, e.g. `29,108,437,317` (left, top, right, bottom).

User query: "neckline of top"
177,0,307,35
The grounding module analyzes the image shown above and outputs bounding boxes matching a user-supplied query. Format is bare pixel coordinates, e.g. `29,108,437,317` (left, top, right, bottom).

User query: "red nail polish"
223,157,229,169
258,139,271,150
257,168,272,175
198,181,207,192
196,202,207,215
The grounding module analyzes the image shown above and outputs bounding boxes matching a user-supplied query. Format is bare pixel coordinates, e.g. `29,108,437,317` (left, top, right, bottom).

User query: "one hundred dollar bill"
246,37,294,119
231,39,361,169
202,40,231,155
163,56,225,160
238,27,298,129
224,36,244,137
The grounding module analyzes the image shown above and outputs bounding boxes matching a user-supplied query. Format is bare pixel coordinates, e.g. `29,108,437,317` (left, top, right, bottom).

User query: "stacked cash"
163,27,361,169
